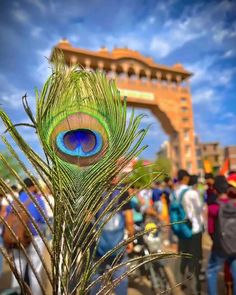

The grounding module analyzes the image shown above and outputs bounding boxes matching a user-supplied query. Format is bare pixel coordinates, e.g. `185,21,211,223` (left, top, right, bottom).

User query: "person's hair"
229,170,236,175
214,175,228,194
23,178,34,188
164,176,171,183
189,175,198,186
154,181,161,186
205,173,214,180
228,187,236,199
177,169,189,181
11,185,18,191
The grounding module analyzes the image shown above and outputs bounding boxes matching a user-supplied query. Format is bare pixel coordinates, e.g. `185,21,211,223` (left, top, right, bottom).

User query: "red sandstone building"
51,39,197,174
225,146,236,172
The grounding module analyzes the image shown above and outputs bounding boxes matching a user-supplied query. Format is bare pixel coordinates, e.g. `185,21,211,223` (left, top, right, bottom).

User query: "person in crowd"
8,178,47,295
152,181,163,213
11,185,19,198
188,174,205,290
39,180,54,241
162,177,176,244
207,175,236,295
90,176,134,295
0,190,5,278
162,176,174,207
152,180,171,246
224,173,236,295
171,170,203,294
138,187,159,220
204,173,217,205
129,186,144,226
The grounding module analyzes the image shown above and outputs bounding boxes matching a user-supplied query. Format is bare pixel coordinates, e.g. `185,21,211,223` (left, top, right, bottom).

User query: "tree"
154,156,172,178
0,150,22,181
128,159,154,188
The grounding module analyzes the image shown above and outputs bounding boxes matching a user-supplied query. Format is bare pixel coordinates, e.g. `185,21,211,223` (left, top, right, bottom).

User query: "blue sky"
0,0,236,160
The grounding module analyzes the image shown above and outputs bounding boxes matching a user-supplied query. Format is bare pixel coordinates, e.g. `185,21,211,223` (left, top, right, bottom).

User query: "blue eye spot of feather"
56,129,103,157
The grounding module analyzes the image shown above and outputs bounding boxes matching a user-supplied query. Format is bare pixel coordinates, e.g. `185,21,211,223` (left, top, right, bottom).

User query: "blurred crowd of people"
0,169,236,295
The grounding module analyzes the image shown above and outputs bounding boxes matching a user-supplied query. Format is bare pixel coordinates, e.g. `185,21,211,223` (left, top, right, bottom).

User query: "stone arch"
51,42,197,173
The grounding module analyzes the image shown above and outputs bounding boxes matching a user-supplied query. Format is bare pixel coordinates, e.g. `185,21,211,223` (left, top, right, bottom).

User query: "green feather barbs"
36,63,121,168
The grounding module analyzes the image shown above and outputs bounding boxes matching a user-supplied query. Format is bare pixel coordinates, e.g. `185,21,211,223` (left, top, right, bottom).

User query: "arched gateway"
51,40,197,174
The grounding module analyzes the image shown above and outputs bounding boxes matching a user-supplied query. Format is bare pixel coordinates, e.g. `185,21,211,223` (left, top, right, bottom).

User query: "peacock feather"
0,55,189,295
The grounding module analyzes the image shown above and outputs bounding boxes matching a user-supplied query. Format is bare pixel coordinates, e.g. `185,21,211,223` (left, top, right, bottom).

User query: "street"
0,234,226,295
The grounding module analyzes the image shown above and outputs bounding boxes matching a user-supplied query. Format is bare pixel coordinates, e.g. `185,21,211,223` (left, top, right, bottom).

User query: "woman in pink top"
207,175,236,295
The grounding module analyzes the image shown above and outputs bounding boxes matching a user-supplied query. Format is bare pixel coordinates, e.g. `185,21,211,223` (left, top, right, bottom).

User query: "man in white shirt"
172,170,204,294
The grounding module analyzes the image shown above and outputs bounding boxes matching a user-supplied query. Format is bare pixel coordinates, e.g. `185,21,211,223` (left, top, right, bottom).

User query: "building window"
182,117,189,122
174,146,179,156
197,160,202,169
197,148,202,157
187,161,192,172
181,97,187,102
181,106,188,113
184,129,189,140
186,145,191,157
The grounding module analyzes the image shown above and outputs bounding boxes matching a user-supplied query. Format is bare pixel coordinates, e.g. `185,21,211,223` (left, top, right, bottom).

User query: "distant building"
224,146,236,172
188,138,236,175
157,141,171,159
201,142,224,173
195,135,204,175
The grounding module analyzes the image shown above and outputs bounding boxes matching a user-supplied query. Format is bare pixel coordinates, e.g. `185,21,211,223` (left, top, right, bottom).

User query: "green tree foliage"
154,156,172,177
0,150,22,181
129,159,154,188
128,157,172,188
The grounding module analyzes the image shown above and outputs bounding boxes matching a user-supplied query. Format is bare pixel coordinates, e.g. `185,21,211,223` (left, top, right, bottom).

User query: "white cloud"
12,8,29,23
150,12,206,58
187,58,236,101
26,0,46,13
192,89,215,104
102,35,144,52
0,74,26,109
31,26,43,37
148,16,156,24
213,28,236,43
196,117,236,146
150,38,171,58
221,112,236,120
141,115,157,125
217,69,236,86
192,88,223,114
223,50,236,58
35,47,54,84
150,0,236,58
140,15,156,31
0,92,25,109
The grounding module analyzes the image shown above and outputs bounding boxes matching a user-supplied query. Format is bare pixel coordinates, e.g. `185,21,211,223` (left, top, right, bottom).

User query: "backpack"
3,198,32,249
96,189,126,257
170,188,192,239
214,201,236,256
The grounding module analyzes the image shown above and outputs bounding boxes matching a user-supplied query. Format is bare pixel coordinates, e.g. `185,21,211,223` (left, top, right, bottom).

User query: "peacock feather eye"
50,112,108,167
56,129,102,156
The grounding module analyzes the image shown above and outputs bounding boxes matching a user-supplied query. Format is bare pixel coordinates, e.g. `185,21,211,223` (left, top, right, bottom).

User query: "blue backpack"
96,189,125,257
170,188,192,239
